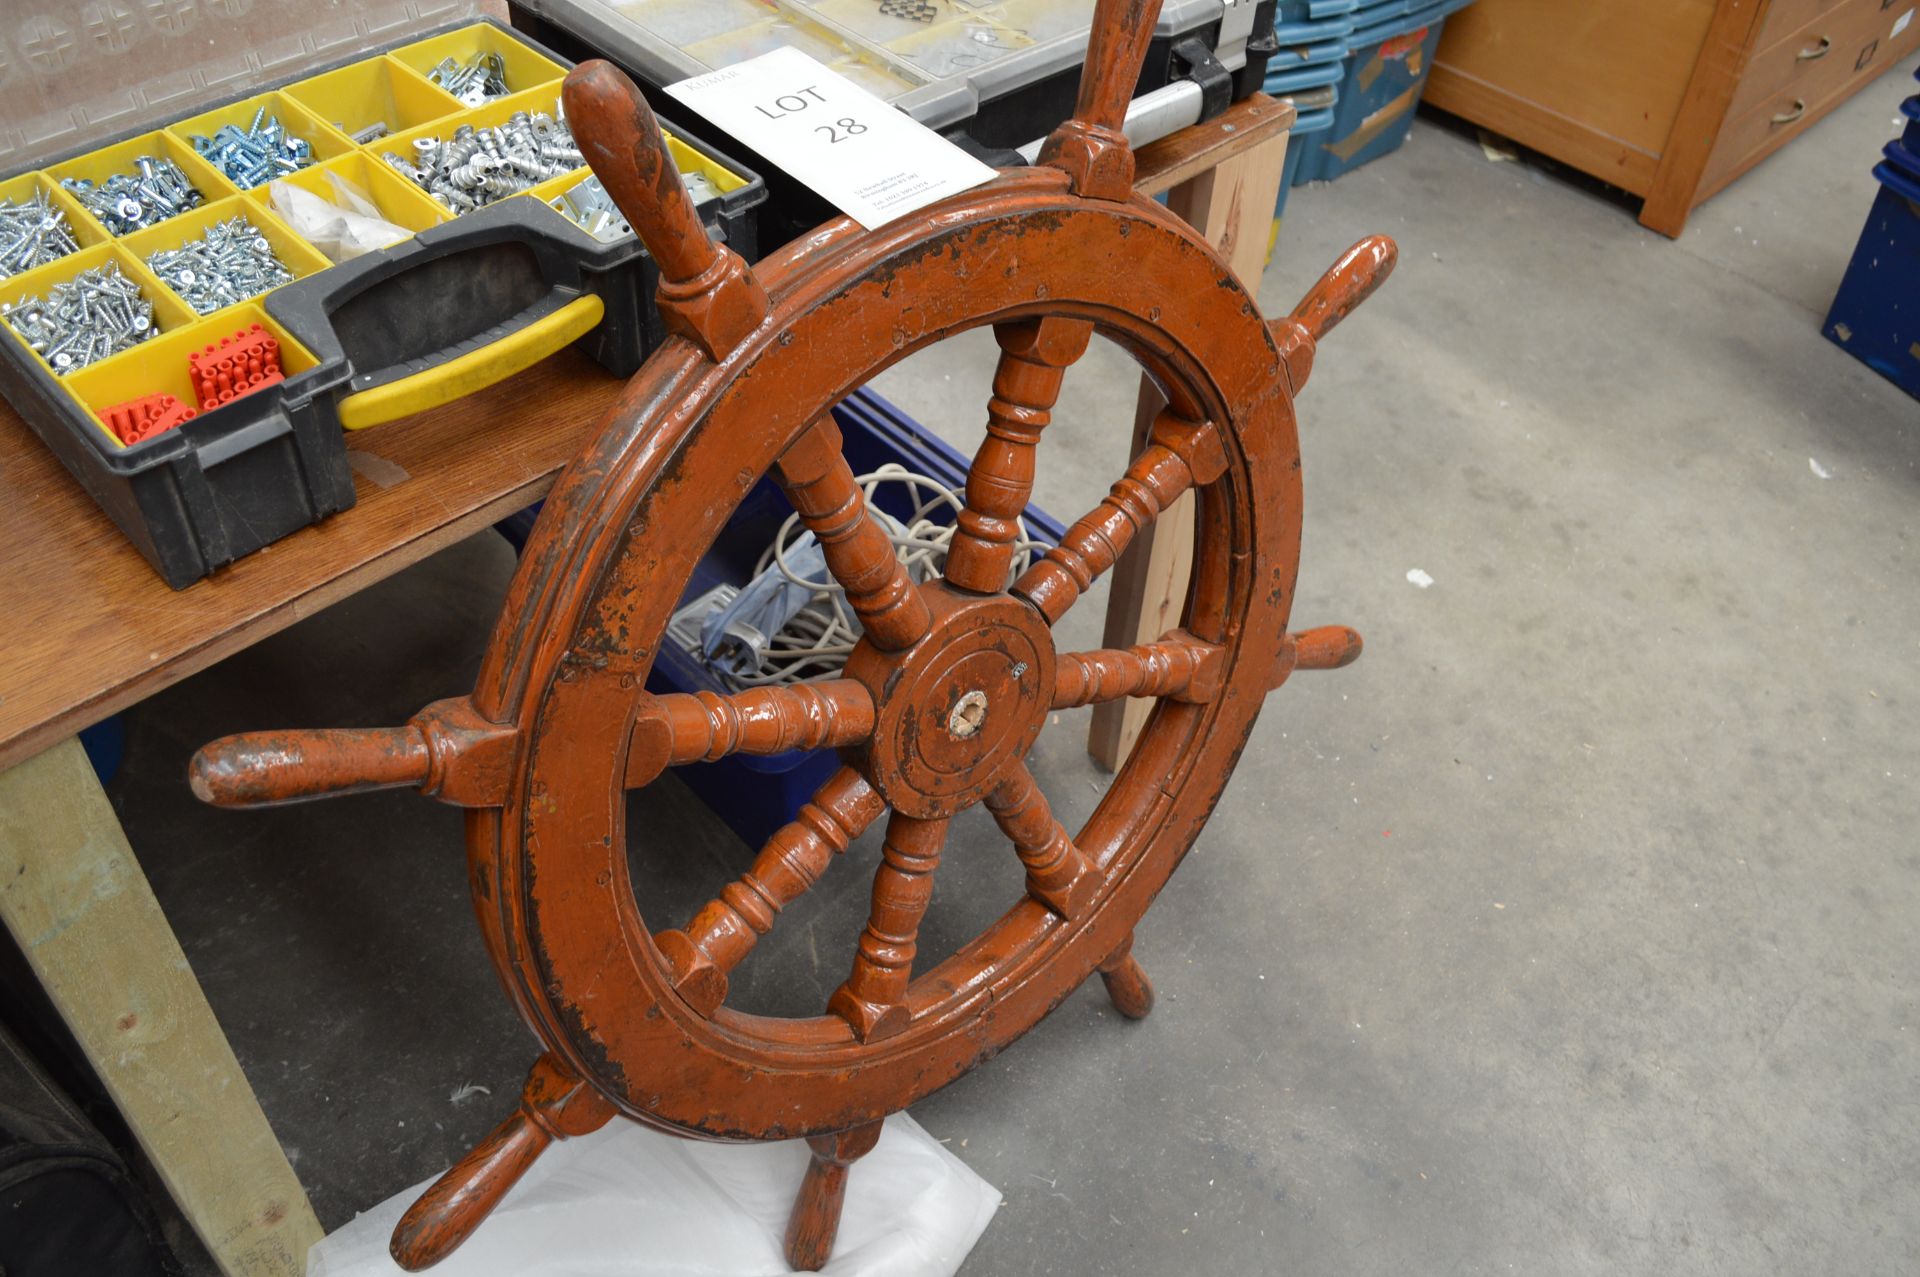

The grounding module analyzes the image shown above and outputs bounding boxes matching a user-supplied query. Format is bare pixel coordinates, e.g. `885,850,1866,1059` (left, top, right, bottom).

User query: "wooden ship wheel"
189,0,1394,1268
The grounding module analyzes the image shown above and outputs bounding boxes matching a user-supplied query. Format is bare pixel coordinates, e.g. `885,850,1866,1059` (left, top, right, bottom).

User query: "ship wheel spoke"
1052,633,1227,709
624,681,874,788
654,767,885,1015
984,761,1100,919
774,416,934,652
827,811,951,1043
1013,409,1229,624
944,317,1095,594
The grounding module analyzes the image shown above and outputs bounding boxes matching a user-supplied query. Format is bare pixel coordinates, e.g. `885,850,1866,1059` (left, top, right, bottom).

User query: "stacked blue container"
1289,0,1479,186
1823,68,1920,402
1264,0,1355,221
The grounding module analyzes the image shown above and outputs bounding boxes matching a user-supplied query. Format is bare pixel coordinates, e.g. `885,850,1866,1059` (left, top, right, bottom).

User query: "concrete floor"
111,57,1918,1277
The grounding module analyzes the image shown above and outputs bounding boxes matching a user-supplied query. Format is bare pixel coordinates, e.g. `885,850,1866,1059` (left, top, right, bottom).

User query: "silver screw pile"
145,216,296,315
61,158,204,234
551,169,717,243
428,52,512,107
0,191,83,279
188,109,315,188
382,110,584,212
550,176,631,243
1,261,156,375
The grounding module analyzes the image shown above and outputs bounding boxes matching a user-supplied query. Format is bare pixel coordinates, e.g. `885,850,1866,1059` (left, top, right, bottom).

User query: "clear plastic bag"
267,174,413,263
308,1112,998,1277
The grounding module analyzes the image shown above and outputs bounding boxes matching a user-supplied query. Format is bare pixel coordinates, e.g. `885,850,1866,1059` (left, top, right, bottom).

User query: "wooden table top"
0,350,627,772
0,94,1291,775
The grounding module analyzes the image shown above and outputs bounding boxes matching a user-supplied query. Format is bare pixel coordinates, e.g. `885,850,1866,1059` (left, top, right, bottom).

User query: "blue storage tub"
1291,0,1466,186
647,388,1066,850
1824,144,1920,402
1273,86,1339,221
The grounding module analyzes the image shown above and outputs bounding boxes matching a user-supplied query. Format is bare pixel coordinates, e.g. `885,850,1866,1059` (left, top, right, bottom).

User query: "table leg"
0,737,323,1276
1089,128,1292,770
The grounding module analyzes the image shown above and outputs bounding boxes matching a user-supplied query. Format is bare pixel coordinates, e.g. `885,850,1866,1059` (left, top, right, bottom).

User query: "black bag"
0,1021,179,1277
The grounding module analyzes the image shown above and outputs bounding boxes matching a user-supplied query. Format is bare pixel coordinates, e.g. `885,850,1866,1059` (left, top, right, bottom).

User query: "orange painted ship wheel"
190,2,1393,1269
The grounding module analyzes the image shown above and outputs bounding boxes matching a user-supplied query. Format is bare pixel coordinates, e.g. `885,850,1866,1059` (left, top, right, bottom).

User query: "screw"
4,260,157,374
196,109,315,187
61,159,203,233
144,215,295,315
0,191,83,278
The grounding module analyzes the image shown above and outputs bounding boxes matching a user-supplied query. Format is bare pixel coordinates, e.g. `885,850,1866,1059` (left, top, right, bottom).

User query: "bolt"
61,159,203,233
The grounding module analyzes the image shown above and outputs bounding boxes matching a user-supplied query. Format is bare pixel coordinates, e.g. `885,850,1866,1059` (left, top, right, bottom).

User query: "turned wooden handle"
391,1054,616,1271
1292,625,1363,670
1289,235,1398,343
390,1110,551,1271
1076,0,1167,132
784,1122,885,1272
563,60,719,286
189,726,429,808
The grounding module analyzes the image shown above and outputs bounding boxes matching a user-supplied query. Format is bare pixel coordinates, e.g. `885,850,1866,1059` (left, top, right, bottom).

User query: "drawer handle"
1771,98,1807,126
1797,36,1832,60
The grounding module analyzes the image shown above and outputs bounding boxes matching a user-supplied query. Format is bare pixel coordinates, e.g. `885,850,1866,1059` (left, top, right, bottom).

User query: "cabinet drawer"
1706,2,1920,190
1756,0,1853,49
1733,0,1920,119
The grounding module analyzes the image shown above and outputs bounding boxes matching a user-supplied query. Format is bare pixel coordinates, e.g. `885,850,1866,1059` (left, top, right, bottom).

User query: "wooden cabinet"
1425,0,1920,236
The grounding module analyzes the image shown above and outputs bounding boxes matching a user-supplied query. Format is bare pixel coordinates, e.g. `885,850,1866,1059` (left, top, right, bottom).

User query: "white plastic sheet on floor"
308,1111,1000,1277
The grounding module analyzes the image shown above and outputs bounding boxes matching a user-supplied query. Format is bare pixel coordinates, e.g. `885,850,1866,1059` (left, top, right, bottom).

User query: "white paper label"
665,46,996,231
1894,9,1913,38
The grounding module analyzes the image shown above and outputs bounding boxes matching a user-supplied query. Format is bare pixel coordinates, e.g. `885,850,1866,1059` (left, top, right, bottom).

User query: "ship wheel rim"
473,172,1302,1139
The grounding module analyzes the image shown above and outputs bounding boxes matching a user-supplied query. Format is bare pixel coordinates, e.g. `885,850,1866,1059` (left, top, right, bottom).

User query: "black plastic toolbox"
0,19,764,589
508,0,1277,250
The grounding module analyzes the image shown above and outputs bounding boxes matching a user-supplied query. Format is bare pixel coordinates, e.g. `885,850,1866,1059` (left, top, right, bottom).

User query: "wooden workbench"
0,93,1290,1276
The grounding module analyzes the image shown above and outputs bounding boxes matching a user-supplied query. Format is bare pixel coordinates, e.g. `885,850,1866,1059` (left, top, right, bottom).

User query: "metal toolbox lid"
511,0,1246,131
1,1,484,173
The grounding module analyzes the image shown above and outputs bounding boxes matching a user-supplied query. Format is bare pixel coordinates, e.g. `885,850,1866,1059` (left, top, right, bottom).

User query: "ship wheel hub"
846,587,1054,819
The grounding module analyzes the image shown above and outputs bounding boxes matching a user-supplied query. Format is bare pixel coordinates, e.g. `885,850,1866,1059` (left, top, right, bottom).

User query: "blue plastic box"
1291,1,1466,186
1823,141,1920,402
1265,0,1351,221
1274,87,1339,221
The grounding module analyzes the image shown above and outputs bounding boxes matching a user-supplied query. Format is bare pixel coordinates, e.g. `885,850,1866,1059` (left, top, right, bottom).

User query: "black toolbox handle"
271,197,616,431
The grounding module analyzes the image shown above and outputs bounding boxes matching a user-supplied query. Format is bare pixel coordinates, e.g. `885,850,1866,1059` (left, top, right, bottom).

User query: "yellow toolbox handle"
336,293,606,430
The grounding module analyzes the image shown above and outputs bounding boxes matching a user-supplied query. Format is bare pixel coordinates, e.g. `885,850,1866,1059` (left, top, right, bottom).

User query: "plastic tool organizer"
508,0,1279,244
0,20,764,589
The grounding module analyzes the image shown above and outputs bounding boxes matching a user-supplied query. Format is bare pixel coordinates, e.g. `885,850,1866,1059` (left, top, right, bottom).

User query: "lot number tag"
666,46,996,230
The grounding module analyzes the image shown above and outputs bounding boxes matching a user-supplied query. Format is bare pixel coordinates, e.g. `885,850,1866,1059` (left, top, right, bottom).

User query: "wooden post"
1089,127,1291,770
0,738,322,1276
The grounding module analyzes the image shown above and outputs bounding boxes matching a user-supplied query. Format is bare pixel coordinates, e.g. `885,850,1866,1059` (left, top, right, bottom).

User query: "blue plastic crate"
1272,86,1339,222
1273,16,1355,45
1277,0,1358,17
1902,94,1919,150
1824,154,1920,402
1263,57,1348,94
1291,2,1464,186
646,388,1066,850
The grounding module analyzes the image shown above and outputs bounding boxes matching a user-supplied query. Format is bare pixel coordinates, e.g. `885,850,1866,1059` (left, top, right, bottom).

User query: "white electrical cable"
712,464,1047,689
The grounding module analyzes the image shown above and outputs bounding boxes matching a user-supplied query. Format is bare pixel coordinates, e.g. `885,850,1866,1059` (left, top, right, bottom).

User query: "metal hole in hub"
948,690,988,739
